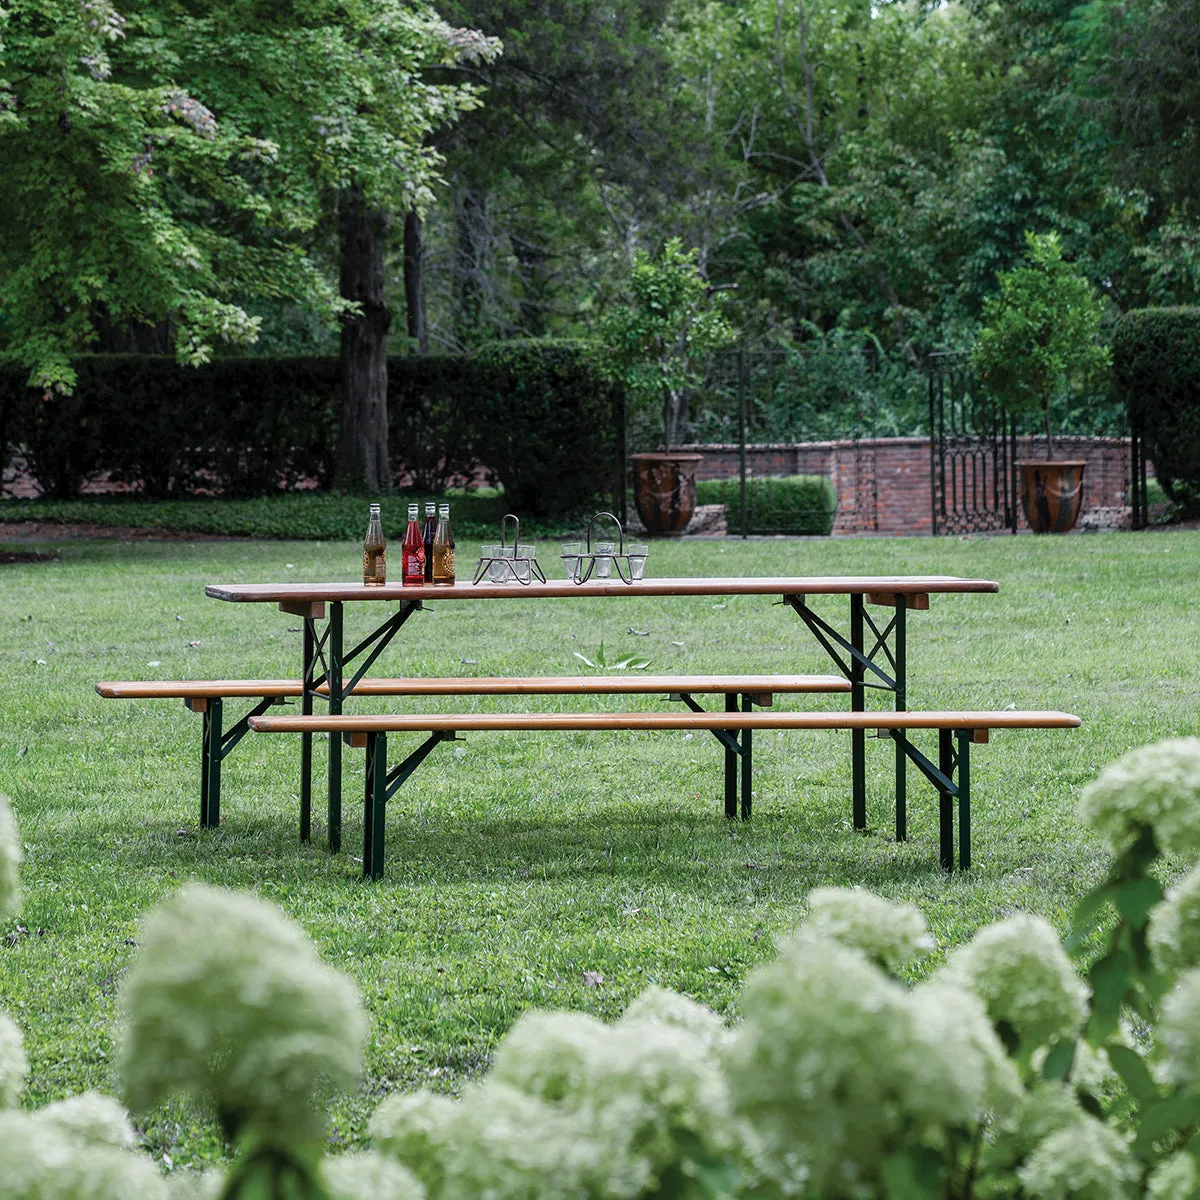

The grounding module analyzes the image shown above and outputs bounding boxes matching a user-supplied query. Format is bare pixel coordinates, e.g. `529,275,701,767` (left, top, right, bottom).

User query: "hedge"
696,474,838,535
0,343,619,517
1113,307,1200,507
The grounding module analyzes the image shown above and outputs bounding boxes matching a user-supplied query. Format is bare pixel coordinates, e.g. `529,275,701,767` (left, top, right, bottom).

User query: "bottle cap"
370,503,380,513
438,503,450,516
407,503,418,517
425,501,436,514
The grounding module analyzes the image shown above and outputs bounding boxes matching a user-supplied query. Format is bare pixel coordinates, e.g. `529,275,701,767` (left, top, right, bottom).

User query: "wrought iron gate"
928,353,1016,535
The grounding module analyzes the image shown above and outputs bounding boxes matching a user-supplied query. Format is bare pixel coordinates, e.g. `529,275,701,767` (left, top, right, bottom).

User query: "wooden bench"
246,708,1081,879
95,673,850,834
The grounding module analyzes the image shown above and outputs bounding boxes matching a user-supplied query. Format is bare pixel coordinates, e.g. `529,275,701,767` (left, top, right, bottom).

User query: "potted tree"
602,239,736,535
971,231,1111,533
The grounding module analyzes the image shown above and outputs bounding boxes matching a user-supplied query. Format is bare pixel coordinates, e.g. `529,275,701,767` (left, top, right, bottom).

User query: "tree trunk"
403,211,428,354
453,185,490,347
336,187,391,493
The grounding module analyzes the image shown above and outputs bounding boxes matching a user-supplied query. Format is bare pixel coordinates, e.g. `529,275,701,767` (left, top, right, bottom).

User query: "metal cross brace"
199,695,288,831
784,595,897,691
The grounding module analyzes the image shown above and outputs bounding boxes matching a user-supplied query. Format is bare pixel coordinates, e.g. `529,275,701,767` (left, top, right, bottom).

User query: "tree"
971,232,1110,457
601,238,736,450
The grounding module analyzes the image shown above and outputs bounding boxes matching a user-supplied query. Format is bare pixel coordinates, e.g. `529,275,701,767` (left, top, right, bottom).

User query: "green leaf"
881,1148,944,1200
1115,876,1166,929
1086,950,1131,1042
1108,1044,1160,1105
1042,1037,1076,1082
1134,1093,1200,1158
572,651,596,668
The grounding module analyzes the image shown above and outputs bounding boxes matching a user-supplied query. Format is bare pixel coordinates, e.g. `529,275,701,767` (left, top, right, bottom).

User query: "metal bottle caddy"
472,514,546,585
564,512,644,585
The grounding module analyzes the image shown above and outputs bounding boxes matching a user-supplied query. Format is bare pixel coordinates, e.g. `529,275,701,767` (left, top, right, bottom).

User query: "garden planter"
631,452,703,536
1017,460,1087,533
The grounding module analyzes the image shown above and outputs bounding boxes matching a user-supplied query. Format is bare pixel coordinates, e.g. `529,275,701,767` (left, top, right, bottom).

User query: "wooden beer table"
204,575,999,851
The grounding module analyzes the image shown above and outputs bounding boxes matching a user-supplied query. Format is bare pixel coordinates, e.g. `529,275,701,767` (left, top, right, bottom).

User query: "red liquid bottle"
422,501,437,583
401,502,425,586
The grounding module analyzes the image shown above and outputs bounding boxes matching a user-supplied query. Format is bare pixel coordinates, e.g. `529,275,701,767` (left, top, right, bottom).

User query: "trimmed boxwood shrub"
696,474,838,535
1113,307,1200,507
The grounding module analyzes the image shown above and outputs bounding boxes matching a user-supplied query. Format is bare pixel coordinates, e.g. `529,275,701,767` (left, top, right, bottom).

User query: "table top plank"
333,673,851,696
250,710,1079,734
206,575,999,603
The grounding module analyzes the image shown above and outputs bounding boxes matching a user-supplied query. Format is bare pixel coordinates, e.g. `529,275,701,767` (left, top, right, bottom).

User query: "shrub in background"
695,474,837,535
472,339,620,515
1113,307,1200,509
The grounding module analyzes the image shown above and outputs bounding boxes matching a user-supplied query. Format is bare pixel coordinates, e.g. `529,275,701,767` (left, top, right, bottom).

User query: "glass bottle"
401,502,425,586
362,503,386,586
422,501,437,583
432,502,455,585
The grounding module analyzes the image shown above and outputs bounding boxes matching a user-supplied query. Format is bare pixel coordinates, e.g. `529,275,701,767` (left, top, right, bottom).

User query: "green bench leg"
850,594,866,830
894,596,907,842
724,694,737,819
741,694,753,820
364,731,387,881
200,698,223,829
938,728,954,871
957,731,972,871
328,601,343,855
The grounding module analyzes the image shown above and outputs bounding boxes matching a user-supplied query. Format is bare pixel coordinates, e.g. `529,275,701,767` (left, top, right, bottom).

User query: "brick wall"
678,435,1143,536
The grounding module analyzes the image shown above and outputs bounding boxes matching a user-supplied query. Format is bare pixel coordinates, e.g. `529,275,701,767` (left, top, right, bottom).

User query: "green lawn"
1,530,1197,1169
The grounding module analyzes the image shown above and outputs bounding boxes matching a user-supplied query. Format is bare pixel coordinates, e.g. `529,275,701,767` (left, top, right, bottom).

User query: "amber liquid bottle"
421,501,437,583
363,503,386,586
432,502,455,585
401,502,425,586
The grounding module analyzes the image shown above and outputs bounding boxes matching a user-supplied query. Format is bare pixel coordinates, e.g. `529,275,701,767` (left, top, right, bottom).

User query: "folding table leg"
741,694,753,820
301,621,314,844
938,728,954,871
850,594,866,830
365,732,388,881
894,596,907,842
724,693,737,819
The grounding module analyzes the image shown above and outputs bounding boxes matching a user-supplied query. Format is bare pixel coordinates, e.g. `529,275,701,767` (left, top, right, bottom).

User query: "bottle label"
405,552,424,578
363,548,385,584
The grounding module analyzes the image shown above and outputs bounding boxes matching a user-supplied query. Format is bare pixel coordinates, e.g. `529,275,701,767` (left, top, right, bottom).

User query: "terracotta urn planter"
631,452,704,536
1017,460,1087,533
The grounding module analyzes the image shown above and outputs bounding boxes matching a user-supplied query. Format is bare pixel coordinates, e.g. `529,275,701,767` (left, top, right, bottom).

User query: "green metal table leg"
368,731,388,881
362,732,375,876
938,728,954,871
741,693,753,820
957,731,971,870
201,698,223,828
724,693,737,819
850,594,866,830
894,595,907,841
300,622,314,843
328,601,343,854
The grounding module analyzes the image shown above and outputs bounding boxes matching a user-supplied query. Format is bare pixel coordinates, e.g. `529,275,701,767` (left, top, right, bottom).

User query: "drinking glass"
593,541,616,579
514,545,537,584
485,545,508,584
626,543,649,582
561,541,583,582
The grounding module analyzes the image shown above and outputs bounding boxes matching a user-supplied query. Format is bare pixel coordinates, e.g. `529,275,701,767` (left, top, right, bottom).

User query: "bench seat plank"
96,680,304,699
249,710,1081,734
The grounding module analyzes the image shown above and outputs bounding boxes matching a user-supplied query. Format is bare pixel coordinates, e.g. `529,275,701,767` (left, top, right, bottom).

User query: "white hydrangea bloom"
804,887,935,970
1159,970,1200,1087
1030,1041,1116,1099
35,1091,136,1148
321,1150,426,1199
0,1011,27,1109
725,936,986,1194
1078,738,1200,858
576,1016,737,1196
370,1090,459,1193
619,985,727,1049
1149,864,1200,976
166,1169,226,1200
0,793,21,919
909,981,1023,1120
941,915,1087,1049
118,883,365,1141
0,1109,168,1199
1148,1152,1200,1200
488,1009,610,1103
1018,1115,1136,1200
